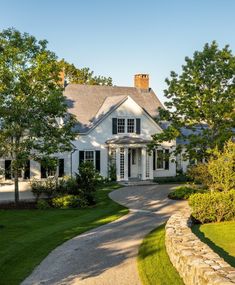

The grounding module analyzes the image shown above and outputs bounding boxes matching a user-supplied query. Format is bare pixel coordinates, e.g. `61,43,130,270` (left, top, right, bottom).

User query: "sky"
1,0,235,103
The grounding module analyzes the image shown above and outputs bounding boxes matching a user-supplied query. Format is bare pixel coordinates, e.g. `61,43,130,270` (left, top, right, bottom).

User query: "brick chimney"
134,74,149,90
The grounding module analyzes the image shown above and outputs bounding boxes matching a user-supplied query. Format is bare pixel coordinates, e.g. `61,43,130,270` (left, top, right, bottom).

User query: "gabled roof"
64,84,164,133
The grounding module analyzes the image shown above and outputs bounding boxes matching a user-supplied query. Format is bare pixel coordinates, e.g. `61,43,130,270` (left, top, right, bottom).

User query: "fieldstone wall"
165,211,235,285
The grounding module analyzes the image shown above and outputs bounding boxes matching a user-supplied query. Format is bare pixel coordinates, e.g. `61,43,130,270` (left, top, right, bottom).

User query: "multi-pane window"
85,151,94,164
117,118,125,133
110,149,116,166
127,119,135,133
146,154,150,178
156,150,164,169
120,148,124,179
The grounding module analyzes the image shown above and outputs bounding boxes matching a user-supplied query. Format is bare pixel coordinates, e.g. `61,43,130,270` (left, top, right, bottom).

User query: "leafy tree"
151,42,235,161
0,28,76,204
59,59,112,86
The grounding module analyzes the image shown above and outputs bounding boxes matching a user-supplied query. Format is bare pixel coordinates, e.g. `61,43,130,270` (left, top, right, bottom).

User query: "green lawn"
192,221,235,267
0,183,128,285
138,224,184,285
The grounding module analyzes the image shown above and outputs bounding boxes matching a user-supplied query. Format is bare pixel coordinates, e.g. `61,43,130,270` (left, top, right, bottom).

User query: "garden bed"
0,201,37,209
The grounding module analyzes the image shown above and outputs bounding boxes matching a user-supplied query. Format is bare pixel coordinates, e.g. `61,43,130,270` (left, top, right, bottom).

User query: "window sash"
85,151,94,164
127,119,135,133
117,118,125,133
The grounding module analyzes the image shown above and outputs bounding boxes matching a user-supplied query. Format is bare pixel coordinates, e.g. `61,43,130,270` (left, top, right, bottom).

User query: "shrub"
36,199,51,210
76,161,99,204
52,195,87,209
31,177,57,199
189,190,235,223
109,164,117,181
168,186,206,200
187,163,212,188
207,140,235,192
31,179,46,201
153,174,190,184
56,176,79,195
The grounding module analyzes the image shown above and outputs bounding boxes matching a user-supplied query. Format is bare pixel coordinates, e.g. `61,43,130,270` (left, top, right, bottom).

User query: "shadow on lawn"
192,225,235,267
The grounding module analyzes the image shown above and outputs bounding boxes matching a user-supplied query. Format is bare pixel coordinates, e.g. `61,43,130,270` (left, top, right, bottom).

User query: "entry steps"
119,180,156,186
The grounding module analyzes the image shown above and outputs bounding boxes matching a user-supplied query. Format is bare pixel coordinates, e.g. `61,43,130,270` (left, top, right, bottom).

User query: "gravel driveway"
22,184,187,285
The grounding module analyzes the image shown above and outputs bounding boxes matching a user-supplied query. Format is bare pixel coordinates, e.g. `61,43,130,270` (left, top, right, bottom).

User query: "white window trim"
116,117,138,134
155,149,170,170
84,150,96,167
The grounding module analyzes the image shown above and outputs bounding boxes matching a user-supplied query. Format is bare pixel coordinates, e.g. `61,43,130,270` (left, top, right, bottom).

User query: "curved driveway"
22,184,187,285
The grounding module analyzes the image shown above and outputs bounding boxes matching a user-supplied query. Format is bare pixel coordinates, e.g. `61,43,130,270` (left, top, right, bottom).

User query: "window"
120,148,124,179
5,160,12,179
165,149,169,170
156,150,164,169
58,159,64,177
127,119,135,133
85,151,94,164
146,154,150,178
117,118,125,133
110,149,116,166
113,118,141,134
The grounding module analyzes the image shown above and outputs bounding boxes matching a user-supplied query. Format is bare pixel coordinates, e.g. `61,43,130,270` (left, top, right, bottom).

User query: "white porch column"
116,147,120,181
124,147,128,181
141,147,146,180
149,151,153,180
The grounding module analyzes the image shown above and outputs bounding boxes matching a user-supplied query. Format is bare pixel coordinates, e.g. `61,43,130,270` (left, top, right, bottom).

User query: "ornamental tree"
151,41,235,161
0,28,76,204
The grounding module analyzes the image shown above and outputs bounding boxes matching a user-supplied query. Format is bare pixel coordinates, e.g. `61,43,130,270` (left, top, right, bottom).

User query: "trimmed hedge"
154,175,191,184
168,186,206,200
189,190,235,223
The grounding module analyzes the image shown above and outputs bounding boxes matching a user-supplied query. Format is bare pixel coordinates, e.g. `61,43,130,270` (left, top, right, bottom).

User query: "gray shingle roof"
64,84,164,133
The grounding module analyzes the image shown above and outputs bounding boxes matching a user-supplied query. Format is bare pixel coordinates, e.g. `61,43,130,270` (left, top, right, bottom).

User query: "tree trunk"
14,169,19,205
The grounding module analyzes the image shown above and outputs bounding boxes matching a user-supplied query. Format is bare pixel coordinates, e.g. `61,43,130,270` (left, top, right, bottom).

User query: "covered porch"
106,136,153,181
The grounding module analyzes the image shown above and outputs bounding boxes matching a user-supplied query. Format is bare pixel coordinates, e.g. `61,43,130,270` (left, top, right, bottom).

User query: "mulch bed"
0,201,37,209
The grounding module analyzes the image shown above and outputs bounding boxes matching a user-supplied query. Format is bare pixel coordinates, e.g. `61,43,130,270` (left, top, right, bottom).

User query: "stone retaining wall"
165,211,235,285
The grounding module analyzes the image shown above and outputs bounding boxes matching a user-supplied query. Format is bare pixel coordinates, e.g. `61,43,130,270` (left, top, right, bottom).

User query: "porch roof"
106,136,151,145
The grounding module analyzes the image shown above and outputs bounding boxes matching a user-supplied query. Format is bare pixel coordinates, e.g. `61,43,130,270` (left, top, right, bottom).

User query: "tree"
151,42,235,161
59,59,112,86
0,28,77,204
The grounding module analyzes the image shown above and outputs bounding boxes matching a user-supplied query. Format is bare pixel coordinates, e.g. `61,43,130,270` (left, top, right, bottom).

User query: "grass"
192,221,235,267
138,224,184,285
0,183,128,285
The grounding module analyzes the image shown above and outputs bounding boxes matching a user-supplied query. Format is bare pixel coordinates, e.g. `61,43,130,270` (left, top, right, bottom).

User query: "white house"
0,74,177,182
